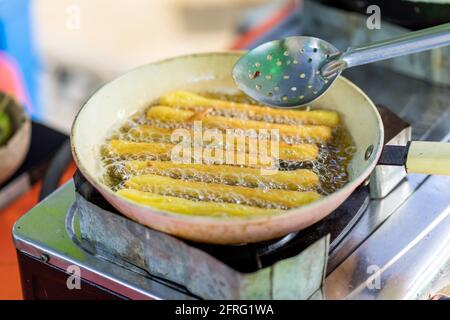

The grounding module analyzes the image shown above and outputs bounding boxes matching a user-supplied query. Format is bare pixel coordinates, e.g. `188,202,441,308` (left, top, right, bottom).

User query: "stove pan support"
73,193,329,300
369,106,411,199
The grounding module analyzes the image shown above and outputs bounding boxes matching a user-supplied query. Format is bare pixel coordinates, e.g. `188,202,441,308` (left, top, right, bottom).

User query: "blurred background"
1,0,293,132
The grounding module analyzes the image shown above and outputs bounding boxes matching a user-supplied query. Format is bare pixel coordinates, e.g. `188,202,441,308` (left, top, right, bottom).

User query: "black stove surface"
73,170,369,273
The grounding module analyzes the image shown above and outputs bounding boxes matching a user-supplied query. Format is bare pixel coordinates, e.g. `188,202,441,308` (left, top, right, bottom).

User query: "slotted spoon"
232,22,450,107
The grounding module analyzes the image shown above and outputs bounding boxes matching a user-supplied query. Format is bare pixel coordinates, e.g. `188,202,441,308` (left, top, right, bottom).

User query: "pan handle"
378,141,450,176
406,141,450,176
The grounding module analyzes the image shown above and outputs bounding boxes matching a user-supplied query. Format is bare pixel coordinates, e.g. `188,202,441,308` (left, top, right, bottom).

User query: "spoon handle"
327,22,450,73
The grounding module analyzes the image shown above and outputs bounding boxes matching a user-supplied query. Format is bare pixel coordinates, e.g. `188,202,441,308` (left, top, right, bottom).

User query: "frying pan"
71,52,450,244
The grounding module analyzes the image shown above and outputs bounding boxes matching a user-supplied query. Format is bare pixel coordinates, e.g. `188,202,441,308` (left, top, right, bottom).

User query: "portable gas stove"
12,2,450,300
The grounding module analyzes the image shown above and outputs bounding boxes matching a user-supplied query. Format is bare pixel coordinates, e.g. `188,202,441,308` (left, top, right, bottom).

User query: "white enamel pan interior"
71,52,384,244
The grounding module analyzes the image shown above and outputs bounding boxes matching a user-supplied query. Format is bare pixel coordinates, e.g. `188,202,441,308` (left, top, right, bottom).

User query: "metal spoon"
232,22,450,107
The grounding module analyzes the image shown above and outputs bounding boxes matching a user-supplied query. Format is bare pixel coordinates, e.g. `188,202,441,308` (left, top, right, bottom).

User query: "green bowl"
0,92,31,184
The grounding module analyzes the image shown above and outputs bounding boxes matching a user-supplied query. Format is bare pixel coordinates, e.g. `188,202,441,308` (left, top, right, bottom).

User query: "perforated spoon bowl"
232,22,450,107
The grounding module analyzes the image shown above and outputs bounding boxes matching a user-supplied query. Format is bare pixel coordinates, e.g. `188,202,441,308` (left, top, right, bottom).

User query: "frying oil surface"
100,91,355,215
